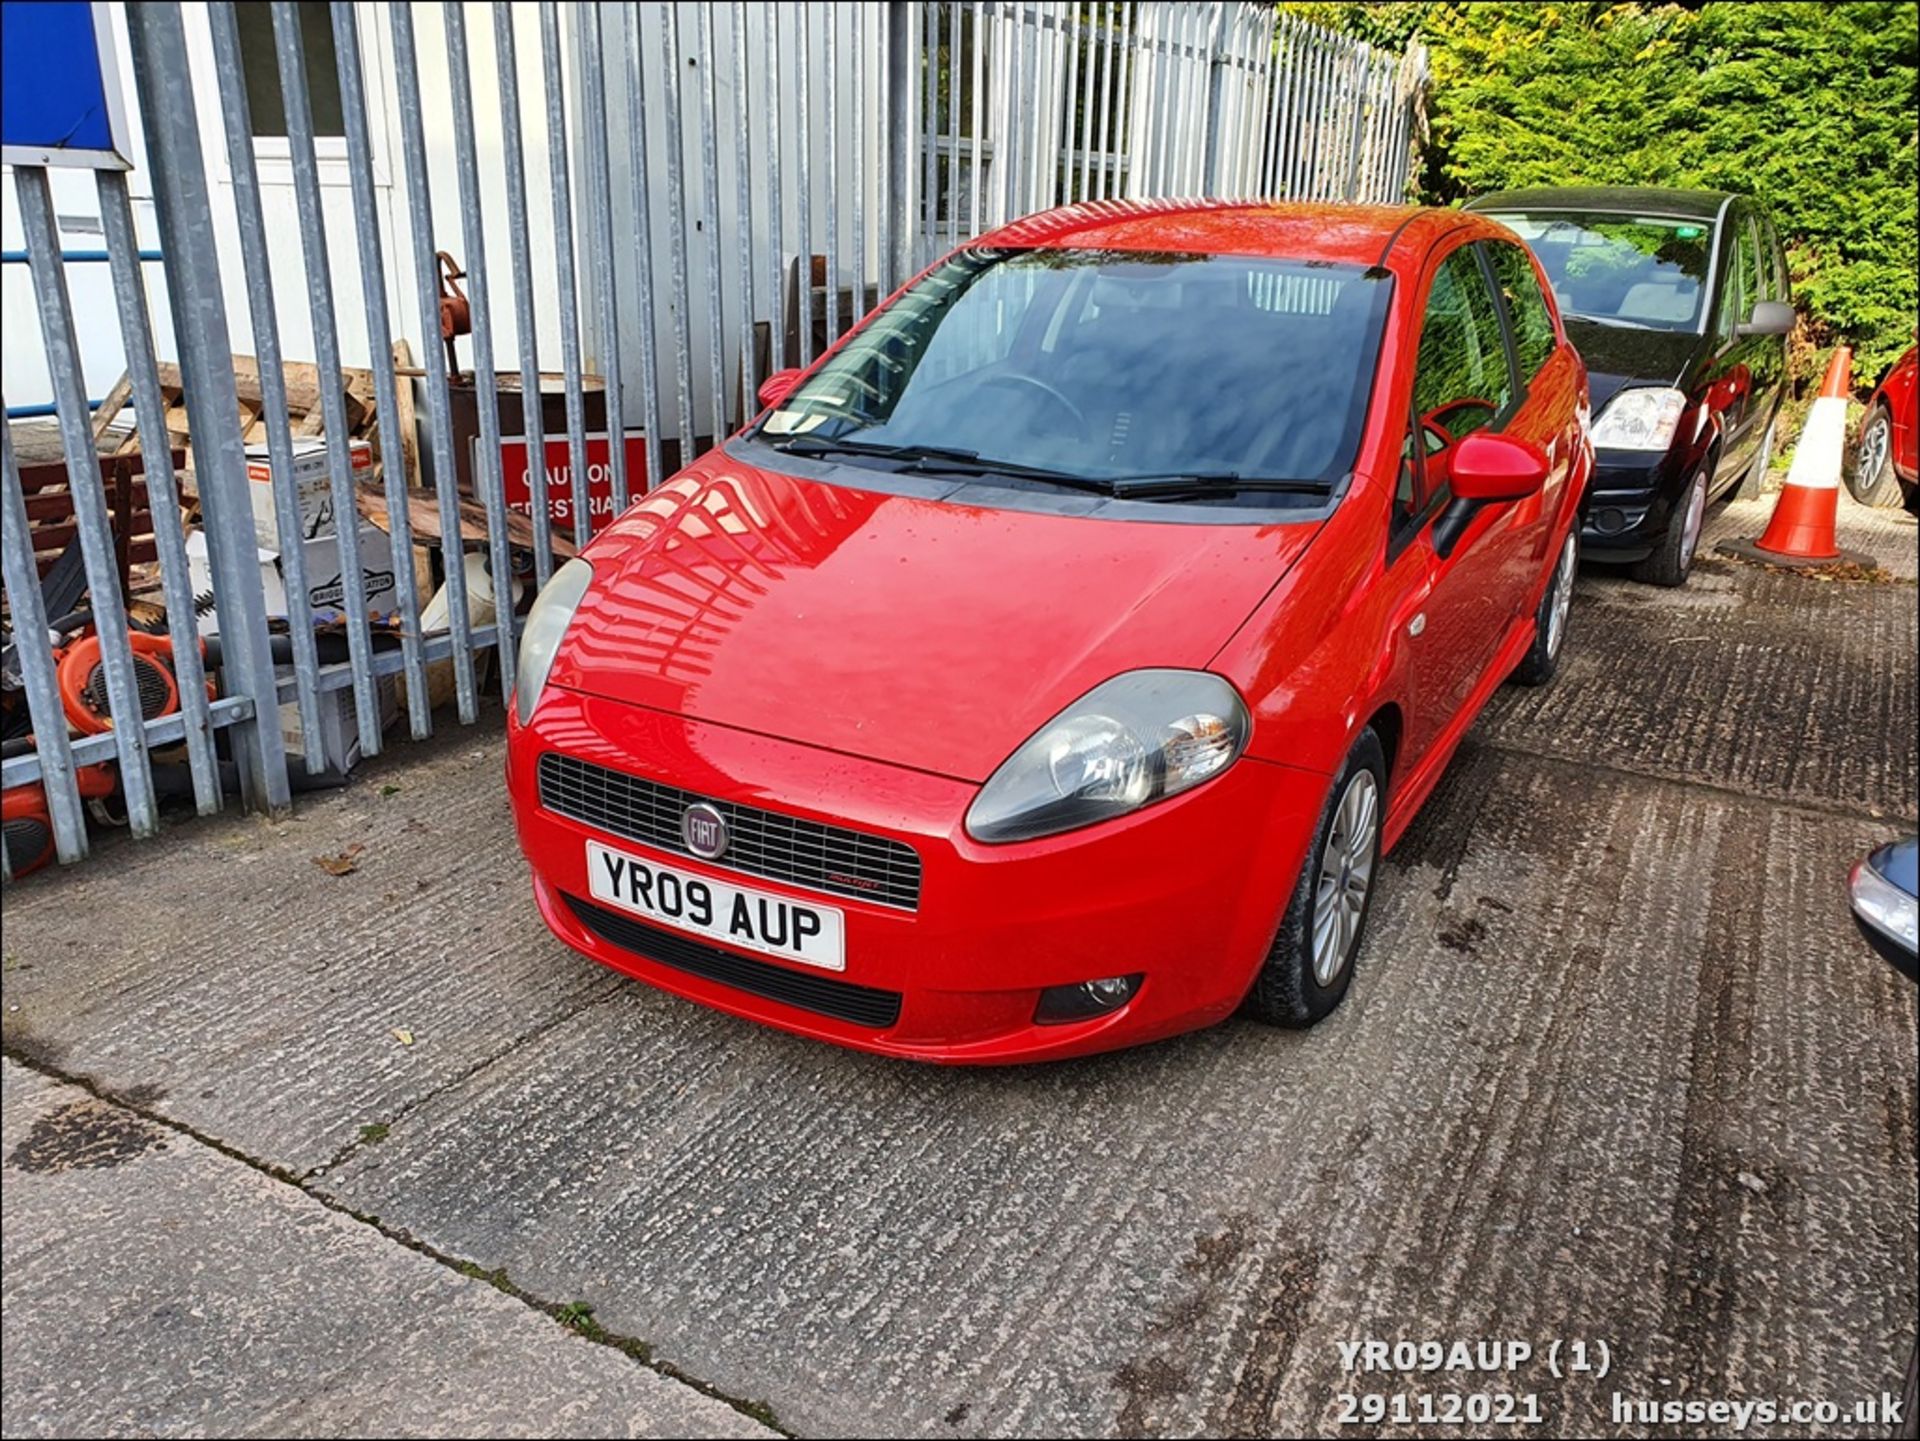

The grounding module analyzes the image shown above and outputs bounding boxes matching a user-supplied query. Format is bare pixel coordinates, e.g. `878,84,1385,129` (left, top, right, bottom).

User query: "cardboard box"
247,437,373,544
186,522,400,636
282,671,398,778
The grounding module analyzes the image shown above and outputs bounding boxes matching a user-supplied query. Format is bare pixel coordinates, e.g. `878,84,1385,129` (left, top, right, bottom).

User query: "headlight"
1590,386,1688,451
965,670,1250,843
1851,857,1919,953
513,557,593,725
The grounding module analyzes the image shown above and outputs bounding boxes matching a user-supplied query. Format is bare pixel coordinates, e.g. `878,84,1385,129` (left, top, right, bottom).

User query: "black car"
1466,186,1794,586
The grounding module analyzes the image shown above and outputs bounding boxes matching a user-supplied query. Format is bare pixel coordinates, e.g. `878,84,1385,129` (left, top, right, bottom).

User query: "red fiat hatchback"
506,200,1591,1063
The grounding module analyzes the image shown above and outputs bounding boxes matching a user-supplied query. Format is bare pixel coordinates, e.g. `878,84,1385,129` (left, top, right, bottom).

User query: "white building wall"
4,1,871,448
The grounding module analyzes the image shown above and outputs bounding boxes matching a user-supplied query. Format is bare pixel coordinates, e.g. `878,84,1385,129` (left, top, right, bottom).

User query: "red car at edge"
1849,342,1918,513
506,199,1593,1063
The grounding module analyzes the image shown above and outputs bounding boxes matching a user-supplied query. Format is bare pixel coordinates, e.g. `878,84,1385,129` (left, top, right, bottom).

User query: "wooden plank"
90,372,133,444
155,356,370,433
354,482,576,559
24,486,149,521
36,540,158,579
390,338,423,490
17,447,175,513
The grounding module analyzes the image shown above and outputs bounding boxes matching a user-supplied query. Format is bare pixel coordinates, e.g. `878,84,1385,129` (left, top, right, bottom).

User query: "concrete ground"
3,490,1915,1439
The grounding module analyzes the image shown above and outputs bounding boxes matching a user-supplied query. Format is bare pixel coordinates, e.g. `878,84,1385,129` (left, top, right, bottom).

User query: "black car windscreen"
1486,212,1715,333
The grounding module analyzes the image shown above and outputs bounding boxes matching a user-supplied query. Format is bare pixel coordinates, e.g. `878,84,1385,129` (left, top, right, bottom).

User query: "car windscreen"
1485,212,1714,333
754,247,1393,499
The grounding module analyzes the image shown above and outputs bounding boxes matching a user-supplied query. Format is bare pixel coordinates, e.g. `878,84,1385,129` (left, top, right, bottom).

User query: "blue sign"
1,1,132,169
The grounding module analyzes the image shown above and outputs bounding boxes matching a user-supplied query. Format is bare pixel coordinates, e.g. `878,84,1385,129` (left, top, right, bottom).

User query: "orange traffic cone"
1723,348,1867,567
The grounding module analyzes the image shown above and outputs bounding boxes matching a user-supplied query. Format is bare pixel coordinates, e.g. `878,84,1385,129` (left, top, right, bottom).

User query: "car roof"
973,197,1495,269
1463,185,1737,222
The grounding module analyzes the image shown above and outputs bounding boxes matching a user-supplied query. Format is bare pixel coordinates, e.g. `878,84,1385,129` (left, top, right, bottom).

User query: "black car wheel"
1512,530,1578,687
1243,729,1386,1029
1631,467,1708,588
1847,405,1903,508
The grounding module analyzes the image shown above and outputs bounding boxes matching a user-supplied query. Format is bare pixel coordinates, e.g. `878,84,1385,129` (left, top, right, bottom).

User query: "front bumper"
507,686,1326,1063
1578,448,1683,562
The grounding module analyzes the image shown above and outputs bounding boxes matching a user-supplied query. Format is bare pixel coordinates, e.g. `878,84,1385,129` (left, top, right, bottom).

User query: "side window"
1484,241,1557,382
1401,247,1516,522
1717,216,1759,335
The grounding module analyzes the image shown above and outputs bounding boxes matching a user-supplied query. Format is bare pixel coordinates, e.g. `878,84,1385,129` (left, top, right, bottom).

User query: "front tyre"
1243,729,1386,1029
1511,529,1578,688
1847,405,1903,507
1631,466,1708,587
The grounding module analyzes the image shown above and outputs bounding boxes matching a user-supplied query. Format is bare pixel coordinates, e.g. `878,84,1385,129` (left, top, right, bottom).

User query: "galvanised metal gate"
0,1,1424,876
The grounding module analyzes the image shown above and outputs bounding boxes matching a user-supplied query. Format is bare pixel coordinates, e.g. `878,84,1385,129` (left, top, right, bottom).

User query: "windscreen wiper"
774,433,980,465
1105,471,1331,500
1565,313,1659,331
773,434,1120,494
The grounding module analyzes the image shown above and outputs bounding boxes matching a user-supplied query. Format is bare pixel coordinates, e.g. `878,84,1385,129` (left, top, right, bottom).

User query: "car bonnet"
546,454,1322,782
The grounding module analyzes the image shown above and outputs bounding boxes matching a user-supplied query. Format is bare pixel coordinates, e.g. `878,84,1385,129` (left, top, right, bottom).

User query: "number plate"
585,840,846,972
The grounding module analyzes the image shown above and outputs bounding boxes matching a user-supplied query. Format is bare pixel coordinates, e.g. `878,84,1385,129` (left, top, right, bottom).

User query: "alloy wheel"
1312,770,1379,986
1546,533,1577,660
1856,414,1891,486
1678,472,1708,568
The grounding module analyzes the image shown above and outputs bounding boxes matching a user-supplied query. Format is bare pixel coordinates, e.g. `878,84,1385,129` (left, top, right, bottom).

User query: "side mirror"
1448,432,1549,502
758,368,805,411
1736,300,1795,337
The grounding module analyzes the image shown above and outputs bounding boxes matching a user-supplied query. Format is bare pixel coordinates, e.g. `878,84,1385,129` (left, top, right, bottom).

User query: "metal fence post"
390,4,480,725
445,3,518,704
95,168,222,814
329,0,433,741
696,2,729,440
0,419,89,861
122,0,290,814
209,2,329,770
269,0,383,753
658,1,700,447
13,168,159,835
888,2,916,289
578,7,632,503
539,1,595,552
493,1,556,590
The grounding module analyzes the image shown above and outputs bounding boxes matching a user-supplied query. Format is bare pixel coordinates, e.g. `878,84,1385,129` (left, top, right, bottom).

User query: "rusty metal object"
436,251,471,380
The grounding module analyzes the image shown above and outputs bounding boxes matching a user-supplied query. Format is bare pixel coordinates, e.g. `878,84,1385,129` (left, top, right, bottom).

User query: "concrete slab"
1,734,624,1176
1705,487,1919,583
0,1061,774,1439
1480,561,1917,824
309,747,1917,1437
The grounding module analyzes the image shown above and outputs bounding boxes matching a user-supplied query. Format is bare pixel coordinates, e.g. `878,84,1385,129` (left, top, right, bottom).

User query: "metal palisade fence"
0,1,1425,876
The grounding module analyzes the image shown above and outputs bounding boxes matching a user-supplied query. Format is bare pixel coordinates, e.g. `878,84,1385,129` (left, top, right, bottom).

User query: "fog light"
1595,507,1626,535
1034,974,1143,1024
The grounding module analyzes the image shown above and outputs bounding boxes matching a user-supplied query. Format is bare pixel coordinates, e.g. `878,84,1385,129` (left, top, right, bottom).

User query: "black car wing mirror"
1736,300,1795,337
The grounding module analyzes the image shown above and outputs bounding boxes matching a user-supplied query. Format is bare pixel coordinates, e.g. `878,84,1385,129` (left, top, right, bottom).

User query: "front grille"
564,893,903,1029
538,752,923,910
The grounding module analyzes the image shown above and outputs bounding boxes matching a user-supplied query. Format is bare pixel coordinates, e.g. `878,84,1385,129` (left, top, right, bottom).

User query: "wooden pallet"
92,355,382,474
15,447,187,599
